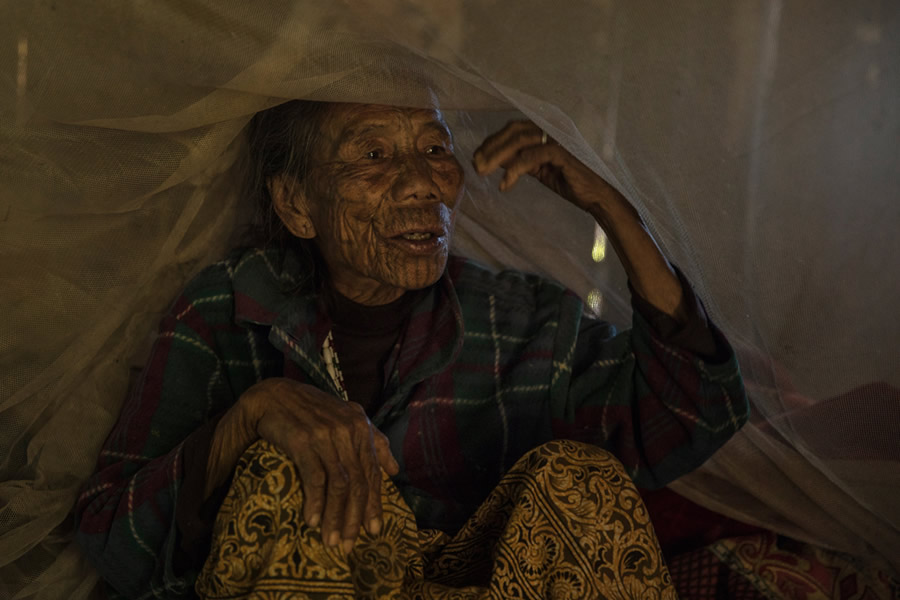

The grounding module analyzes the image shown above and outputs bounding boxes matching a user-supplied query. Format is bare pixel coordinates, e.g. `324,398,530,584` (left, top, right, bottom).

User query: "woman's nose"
391,154,439,203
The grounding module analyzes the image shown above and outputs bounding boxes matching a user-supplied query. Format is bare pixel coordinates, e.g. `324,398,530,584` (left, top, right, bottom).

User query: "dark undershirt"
324,287,422,414
173,273,724,574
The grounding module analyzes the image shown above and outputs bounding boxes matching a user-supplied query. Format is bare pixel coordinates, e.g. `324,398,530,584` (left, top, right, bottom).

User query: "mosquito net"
1,1,898,597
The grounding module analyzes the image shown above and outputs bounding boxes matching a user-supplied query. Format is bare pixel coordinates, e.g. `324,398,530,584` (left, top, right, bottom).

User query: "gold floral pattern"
196,439,677,599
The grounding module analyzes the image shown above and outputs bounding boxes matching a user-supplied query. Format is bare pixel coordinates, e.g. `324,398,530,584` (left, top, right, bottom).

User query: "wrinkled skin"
273,103,465,305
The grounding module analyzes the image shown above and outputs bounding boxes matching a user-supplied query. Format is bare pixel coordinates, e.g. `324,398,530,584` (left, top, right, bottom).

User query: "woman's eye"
365,149,384,160
425,145,447,156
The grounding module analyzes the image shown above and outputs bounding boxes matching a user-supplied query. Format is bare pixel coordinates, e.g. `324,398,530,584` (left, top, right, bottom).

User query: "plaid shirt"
75,247,747,598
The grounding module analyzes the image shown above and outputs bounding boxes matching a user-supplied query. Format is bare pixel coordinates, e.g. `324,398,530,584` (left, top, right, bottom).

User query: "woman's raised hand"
214,378,399,555
472,119,688,319
472,120,621,213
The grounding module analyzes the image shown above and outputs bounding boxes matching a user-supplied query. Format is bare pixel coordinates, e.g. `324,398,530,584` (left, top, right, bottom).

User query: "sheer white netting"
1,1,898,597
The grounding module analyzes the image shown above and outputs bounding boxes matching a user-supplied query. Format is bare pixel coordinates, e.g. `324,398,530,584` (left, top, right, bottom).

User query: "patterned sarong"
196,438,677,599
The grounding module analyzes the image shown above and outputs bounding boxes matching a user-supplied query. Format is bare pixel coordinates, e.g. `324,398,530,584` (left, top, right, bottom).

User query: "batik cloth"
196,438,677,600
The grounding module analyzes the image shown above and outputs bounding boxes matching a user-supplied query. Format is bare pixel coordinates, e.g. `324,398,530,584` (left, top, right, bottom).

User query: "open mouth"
387,229,446,255
398,232,434,241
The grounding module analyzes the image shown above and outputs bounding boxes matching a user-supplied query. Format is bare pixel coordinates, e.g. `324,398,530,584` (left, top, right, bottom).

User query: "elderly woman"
75,100,747,599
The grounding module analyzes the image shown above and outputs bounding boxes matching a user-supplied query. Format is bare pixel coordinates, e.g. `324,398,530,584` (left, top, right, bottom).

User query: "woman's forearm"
586,190,687,322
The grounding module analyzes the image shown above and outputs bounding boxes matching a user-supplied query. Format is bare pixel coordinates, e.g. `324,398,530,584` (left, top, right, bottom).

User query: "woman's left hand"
472,120,621,213
472,119,689,320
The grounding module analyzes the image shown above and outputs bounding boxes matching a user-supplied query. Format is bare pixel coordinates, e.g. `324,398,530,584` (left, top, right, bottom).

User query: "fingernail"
327,531,340,547
368,518,382,536
341,539,354,555
308,514,320,528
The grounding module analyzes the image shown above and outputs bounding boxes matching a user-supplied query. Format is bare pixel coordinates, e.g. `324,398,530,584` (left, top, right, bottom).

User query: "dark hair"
243,99,333,288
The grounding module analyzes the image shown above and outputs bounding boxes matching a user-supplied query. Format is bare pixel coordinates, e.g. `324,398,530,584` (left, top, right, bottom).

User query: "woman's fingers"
331,425,369,553
472,120,543,176
472,119,611,212
373,429,400,476
362,429,387,536
258,410,328,529
362,474,383,537
250,380,393,552
498,144,565,191
296,422,382,553
318,431,352,549
295,444,327,528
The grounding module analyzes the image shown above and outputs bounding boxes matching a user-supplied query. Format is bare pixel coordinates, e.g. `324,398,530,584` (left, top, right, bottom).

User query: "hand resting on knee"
205,377,400,555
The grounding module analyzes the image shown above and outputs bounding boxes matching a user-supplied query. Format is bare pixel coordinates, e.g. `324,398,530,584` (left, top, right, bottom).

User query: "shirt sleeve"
173,411,231,575
549,272,748,490
628,266,730,363
73,290,237,598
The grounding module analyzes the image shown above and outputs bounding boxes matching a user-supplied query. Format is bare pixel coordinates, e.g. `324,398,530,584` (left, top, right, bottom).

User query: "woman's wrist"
205,392,261,499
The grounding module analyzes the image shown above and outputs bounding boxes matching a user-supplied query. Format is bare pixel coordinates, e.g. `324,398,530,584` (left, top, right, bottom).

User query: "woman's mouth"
388,230,446,255
399,232,434,241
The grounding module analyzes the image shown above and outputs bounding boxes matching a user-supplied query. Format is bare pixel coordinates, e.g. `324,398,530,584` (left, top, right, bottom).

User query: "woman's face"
300,103,465,305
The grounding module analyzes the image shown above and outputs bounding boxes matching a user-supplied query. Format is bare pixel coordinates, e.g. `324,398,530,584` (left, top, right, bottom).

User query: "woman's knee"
524,439,622,466
514,439,634,490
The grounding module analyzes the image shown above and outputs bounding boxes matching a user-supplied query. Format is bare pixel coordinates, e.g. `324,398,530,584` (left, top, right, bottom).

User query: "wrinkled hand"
237,378,399,553
472,120,621,213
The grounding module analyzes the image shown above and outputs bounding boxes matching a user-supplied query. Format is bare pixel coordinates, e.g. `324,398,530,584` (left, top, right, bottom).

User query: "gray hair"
244,99,333,288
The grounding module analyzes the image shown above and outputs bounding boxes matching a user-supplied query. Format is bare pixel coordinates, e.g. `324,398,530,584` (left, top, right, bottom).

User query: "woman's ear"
269,174,316,239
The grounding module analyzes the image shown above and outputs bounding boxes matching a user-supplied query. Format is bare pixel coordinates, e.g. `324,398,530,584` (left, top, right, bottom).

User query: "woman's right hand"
214,378,399,554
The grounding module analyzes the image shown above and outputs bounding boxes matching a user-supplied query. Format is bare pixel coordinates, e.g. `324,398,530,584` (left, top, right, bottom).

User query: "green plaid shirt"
76,247,747,598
